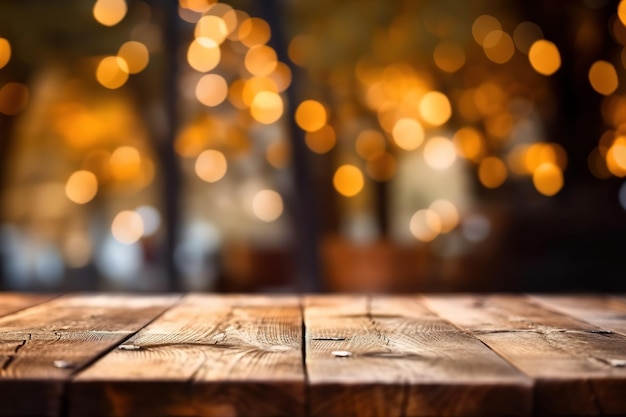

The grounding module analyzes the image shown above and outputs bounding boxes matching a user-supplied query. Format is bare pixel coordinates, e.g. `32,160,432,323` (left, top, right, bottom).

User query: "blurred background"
1,0,626,293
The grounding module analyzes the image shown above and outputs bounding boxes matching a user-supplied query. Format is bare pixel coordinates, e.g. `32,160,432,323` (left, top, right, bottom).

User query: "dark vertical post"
160,0,182,291
256,0,322,292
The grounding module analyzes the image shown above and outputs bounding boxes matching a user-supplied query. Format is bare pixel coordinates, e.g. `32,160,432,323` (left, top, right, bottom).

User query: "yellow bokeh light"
117,41,149,74
244,45,278,77
513,21,543,54
110,146,141,181
532,163,563,196
305,124,336,154
453,127,484,161
252,189,284,222
96,56,129,89
250,91,283,124
288,34,315,66
242,77,278,107
366,153,396,182
419,91,452,126
356,129,386,160
433,40,466,73
268,61,292,92
0,38,11,70
195,15,227,45
195,149,227,183
478,156,507,188
187,39,221,72
607,139,626,176
0,82,29,116
179,0,216,13
619,0,626,27
295,100,327,132
429,200,459,233
472,15,501,46
410,209,441,242
195,74,228,107
266,140,290,169
333,164,364,197
392,118,424,150
423,136,457,170
528,40,561,76
588,60,619,96
65,170,98,204
112,211,144,245
227,79,247,109
239,17,271,47
483,30,515,64
93,0,127,27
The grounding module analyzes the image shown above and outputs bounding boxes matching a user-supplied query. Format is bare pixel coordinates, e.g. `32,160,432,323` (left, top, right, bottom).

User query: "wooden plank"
422,295,626,416
304,295,532,417
0,293,58,318
0,294,179,417
531,294,626,336
70,294,304,417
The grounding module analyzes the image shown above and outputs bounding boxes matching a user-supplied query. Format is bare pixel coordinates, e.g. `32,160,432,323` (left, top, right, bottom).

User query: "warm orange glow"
532,163,563,196
288,34,314,66
296,100,327,132
242,77,278,107
110,146,141,181
187,39,220,72
96,56,129,89
268,62,292,92
305,124,336,154
195,149,227,183
423,136,457,170
356,130,386,160
250,91,283,124
266,140,290,169
619,0,626,27
472,15,501,46
410,209,441,242
607,138,626,177
117,41,149,74
419,91,451,126
478,156,507,188
392,118,424,150
333,164,364,197
528,40,561,76
244,45,278,76
227,79,247,109
0,38,10,70
0,82,29,115
252,189,283,222
366,153,396,182
196,74,228,107
429,199,459,233
239,17,271,47
433,40,466,73
589,60,618,96
179,0,216,13
485,112,514,139
588,147,611,179
195,15,227,45
93,0,127,27
483,30,515,64
112,211,144,244
453,127,484,161
65,171,98,204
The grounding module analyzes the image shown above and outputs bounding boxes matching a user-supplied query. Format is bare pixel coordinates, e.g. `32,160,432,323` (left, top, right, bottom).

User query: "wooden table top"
0,293,626,417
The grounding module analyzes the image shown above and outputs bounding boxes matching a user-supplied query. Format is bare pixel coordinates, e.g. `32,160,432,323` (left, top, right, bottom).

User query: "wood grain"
422,294,626,416
0,294,179,417
304,295,532,417
70,294,304,417
0,293,57,318
530,294,626,336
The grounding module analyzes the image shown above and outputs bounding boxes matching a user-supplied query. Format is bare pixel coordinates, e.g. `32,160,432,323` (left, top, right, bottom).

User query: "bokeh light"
333,164,364,197
195,74,228,107
472,15,501,46
296,100,327,132
117,41,149,74
423,136,457,170
410,209,441,242
419,91,451,126
483,30,515,64
305,124,336,154
110,146,141,181
0,38,10,69
588,60,618,96
528,40,561,75
478,156,507,188
250,91,283,124
532,162,563,196
112,210,144,244
93,0,127,27
96,56,129,89
244,45,278,77
252,189,284,222
195,15,227,45
429,199,459,233
195,149,227,183
433,40,466,73
392,118,424,150
65,170,98,204
187,39,221,72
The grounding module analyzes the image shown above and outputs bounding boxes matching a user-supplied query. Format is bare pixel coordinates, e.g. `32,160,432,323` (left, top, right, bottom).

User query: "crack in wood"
1,338,27,371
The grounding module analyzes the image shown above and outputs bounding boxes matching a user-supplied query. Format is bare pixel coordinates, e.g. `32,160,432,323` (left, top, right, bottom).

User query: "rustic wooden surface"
0,293,626,417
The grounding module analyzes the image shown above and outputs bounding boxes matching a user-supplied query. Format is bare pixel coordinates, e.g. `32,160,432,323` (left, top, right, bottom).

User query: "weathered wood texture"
422,295,626,416
70,295,304,417
0,293,57,318
304,295,532,417
0,294,180,417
